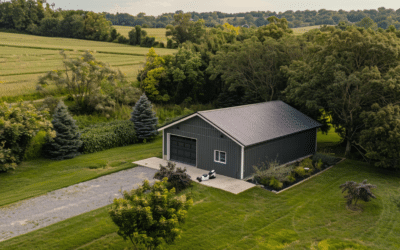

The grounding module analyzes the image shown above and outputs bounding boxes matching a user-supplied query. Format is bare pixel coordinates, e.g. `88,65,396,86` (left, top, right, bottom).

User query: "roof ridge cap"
199,100,282,113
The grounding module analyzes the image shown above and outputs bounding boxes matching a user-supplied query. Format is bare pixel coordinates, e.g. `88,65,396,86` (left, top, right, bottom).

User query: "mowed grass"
1,159,399,250
0,136,162,207
1,127,400,249
113,26,168,43
0,32,177,97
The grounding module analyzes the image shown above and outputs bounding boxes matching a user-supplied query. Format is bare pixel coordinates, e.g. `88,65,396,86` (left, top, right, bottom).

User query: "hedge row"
80,120,137,154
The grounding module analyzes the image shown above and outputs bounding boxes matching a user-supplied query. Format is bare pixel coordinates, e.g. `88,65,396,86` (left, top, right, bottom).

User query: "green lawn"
1,126,400,249
317,127,341,143
1,159,399,250
0,136,162,207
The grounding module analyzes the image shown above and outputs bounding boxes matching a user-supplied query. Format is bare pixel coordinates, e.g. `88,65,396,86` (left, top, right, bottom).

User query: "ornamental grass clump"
253,158,295,190
312,153,340,167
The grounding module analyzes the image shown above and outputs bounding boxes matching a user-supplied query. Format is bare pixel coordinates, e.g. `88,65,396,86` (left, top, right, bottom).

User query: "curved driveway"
0,166,156,242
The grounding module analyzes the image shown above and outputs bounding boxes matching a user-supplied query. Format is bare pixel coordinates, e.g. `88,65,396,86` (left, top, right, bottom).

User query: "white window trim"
214,150,227,164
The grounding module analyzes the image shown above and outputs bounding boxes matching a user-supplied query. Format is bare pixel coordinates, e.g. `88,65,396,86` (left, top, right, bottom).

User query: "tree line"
105,7,400,29
0,0,161,47
137,13,400,168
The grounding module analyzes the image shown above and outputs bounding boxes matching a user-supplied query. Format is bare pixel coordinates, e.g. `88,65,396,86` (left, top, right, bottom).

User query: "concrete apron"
133,157,256,195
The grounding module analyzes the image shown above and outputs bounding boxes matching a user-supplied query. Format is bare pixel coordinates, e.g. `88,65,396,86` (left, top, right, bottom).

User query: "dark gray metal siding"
243,128,317,179
164,116,242,179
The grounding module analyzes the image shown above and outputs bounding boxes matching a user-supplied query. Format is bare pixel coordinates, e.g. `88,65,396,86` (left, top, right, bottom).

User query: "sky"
49,0,400,16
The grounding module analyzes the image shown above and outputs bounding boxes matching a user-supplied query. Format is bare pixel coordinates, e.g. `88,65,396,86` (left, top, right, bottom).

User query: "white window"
214,150,226,164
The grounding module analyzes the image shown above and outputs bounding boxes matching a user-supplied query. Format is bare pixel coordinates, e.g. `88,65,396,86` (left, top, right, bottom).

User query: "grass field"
113,26,168,43
0,32,177,98
1,160,399,249
292,25,333,34
0,136,162,207
1,128,400,249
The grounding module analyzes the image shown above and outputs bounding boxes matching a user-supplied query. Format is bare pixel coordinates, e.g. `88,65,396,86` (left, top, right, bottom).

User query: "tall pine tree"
130,93,158,141
43,101,82,160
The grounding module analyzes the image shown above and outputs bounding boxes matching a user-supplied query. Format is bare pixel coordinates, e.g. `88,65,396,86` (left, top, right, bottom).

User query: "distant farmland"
0,32,176,98
292,25,333,34
113,26,168,43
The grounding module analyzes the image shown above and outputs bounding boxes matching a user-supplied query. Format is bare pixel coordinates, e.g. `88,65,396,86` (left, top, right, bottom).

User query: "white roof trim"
157,113,198,132
158,113,245,147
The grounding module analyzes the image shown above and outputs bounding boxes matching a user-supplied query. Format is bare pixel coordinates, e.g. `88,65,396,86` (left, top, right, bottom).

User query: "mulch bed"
247,158,345,193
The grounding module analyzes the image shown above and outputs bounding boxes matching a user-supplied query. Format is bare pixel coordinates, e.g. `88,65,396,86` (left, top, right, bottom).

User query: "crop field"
0,32,177,98
113,26,168,43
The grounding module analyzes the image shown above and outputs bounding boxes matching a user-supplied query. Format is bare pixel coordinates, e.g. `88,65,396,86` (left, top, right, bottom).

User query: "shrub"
40,96,60,115
0,143,16,172
312,153,340,167
300,158,314,172
109,179,192,250
286,173,296,183
80,120,137,153
154,161,193,192
258,177,270,186
73,115,110,129
294,166,306,177
269,177,283,190
314,158,323,170
253,158,295,184
0,102,52,172
24,131,47,161
340,180,377,208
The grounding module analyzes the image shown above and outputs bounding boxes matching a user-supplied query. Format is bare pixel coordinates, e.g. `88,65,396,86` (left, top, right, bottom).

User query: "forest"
106,7,400,29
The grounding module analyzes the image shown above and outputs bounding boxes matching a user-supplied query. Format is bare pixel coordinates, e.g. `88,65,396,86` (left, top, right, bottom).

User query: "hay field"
0,32,176,98
113,26,168,43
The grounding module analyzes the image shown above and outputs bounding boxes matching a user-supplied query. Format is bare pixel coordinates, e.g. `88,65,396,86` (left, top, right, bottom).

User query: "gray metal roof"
197,100,322,147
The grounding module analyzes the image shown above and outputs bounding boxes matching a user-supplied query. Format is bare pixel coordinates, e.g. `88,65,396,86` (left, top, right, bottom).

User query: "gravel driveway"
0,166,157,242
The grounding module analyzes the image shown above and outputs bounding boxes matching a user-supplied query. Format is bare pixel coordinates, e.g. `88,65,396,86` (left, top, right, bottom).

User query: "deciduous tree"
38,50,123,112
282,27,400,155
358,103,400,168
166,12,206,45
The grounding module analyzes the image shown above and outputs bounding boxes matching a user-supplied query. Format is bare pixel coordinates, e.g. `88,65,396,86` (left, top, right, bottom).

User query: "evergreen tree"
43,101,82,160
130,94,158,141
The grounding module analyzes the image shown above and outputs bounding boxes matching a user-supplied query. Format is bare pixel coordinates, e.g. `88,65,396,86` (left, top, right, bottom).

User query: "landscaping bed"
247,153,343,192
